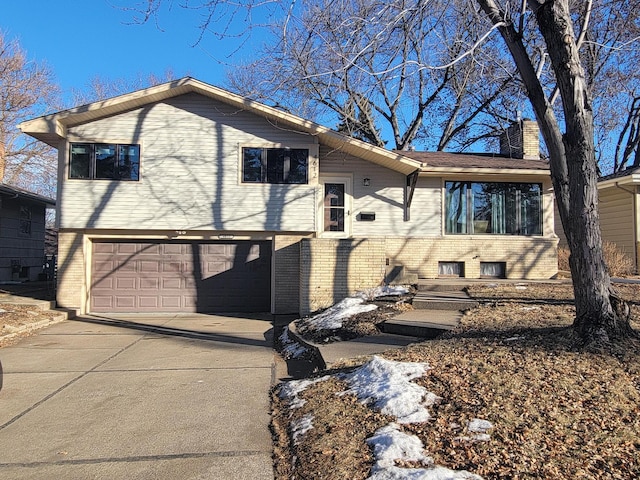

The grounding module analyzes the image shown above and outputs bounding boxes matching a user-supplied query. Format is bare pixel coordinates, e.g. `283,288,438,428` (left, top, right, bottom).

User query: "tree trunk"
477,0,635,345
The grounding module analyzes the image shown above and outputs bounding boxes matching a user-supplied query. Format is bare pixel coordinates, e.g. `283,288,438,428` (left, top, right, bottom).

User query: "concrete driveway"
0,313,279,479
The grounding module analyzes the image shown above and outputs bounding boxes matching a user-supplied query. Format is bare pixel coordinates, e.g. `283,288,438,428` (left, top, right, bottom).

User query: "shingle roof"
396,150,550,171
599,166,640,182
0,183,55,206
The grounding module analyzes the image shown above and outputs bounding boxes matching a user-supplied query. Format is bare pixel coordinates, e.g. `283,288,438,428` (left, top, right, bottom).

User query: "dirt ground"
0,303,64,348
272,282,640,479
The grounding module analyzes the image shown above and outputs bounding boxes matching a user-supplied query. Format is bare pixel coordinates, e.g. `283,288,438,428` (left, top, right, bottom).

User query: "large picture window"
70,143,140,180
445,181,542,235
242,147,308,184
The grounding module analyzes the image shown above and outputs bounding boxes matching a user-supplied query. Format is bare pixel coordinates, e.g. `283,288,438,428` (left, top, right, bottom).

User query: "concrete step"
0,295,76,319
381,309,461,338
416,280,469,292
412,291,478,311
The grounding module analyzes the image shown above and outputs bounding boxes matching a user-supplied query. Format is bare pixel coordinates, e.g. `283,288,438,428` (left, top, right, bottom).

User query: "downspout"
614,182,639,273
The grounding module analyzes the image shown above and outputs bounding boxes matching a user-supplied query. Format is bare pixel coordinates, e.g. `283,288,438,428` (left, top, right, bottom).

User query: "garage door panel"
92,296,114,309
160,296,182,308
162,244,184,255
137,244,161,255
161,261,182,273
116,243,139,254
137,260,158,272
115,296,136,308
115,277,136,289
94,243,116,254
162,277,182,289
138,296,159,308
91,241,271,313
139,278,159,289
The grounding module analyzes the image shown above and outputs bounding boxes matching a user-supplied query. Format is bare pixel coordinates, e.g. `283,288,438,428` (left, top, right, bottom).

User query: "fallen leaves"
272,283,640,479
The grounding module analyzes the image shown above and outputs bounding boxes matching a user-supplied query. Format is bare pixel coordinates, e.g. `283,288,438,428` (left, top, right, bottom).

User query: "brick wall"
300,236,558,314
500,120,540,159
273,235,309,314
56,230,84,309
300,238,386,314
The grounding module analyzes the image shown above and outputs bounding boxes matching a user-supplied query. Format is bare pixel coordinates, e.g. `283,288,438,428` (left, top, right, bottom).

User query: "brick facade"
298,236,558,314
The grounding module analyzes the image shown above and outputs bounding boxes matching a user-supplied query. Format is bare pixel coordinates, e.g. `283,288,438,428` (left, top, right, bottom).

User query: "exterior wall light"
363,177,371,187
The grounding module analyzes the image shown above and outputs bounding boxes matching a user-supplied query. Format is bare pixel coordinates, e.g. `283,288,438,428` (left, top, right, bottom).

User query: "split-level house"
19,78,558,316
0,184,55,282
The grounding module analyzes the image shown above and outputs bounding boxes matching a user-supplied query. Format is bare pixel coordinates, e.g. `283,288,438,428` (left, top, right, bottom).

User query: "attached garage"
90,240,271,313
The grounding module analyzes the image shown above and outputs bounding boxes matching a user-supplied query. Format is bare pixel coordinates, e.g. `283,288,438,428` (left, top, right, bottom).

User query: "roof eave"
19,77,424,176
598,173,640,189
419,167,550,176
0,185,56,206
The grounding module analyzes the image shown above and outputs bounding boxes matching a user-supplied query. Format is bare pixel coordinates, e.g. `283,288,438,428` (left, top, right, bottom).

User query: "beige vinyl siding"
599,187,636,255
59,92,318,232
320,146,441,236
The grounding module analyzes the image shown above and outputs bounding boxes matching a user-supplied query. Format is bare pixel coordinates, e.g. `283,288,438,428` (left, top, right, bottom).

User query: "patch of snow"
521,306,540,311
366,424,483,480
467,418,493,434
279,327,308,359
300,296,378,331
339,356,440,424
515,283,528,290
291,414,314,445
455,419,493,444
278,376,330,409
358,285,411,300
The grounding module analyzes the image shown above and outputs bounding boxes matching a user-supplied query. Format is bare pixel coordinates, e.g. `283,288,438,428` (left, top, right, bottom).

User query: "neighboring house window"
19,206,32,236
69,143,140,180
242,147,308,184
445,181,542,235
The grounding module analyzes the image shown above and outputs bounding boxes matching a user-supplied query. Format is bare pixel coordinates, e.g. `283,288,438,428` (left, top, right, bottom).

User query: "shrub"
557,241,635,277
557,247,570,272
603,241,636,277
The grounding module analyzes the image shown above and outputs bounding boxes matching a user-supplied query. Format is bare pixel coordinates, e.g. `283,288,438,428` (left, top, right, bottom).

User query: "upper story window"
19,206,32,236
445,181,542,235
69,143,140,181
242,147,308,184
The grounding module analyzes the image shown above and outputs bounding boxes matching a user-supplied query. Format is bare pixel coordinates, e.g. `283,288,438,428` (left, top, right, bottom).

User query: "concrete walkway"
0,313,280,479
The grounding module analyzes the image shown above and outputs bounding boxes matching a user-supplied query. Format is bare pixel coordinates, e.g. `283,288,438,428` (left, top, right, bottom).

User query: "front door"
319,176,352,237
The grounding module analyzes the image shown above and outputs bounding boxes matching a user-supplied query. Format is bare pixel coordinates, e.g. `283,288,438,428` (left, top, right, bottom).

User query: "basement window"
480,262,506,278
438,261,464,277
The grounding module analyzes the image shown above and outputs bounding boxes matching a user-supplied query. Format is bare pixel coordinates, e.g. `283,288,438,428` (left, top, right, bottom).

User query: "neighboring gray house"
19,78,558,316
0,184,55,282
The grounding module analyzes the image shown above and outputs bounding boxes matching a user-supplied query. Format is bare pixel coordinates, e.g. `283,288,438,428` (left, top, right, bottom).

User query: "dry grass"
0,303,62,347
558,242,636,277
272,282,640,479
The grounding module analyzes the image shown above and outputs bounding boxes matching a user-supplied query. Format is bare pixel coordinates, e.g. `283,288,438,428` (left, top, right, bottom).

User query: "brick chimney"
499,120,540,159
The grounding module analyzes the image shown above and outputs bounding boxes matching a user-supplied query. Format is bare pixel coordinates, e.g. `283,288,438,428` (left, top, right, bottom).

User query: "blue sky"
2,0,267,104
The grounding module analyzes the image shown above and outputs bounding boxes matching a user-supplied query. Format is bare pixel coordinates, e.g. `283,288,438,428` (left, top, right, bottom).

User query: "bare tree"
0,32,59,196
69,69,179,105
476,0,635,344
129,0,637,344
226,0,524,151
